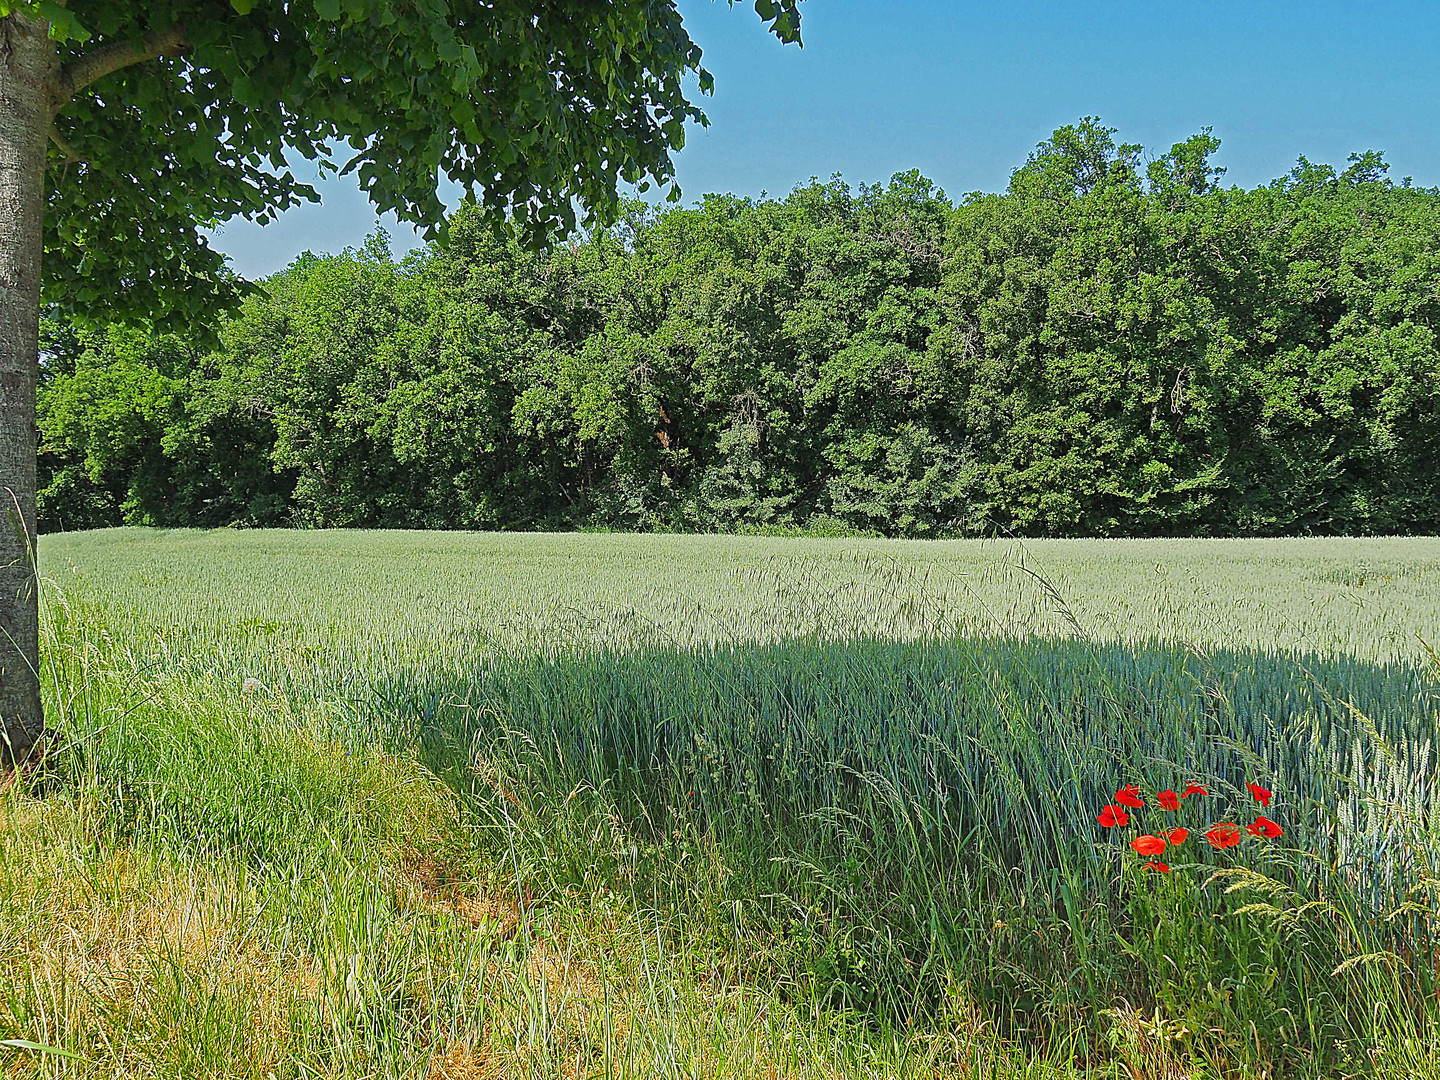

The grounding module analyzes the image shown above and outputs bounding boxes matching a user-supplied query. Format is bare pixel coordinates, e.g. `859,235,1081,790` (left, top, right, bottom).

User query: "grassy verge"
2,662,1071,1080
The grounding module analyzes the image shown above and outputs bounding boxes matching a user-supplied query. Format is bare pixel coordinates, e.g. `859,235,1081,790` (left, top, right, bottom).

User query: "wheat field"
4,529,1439,1079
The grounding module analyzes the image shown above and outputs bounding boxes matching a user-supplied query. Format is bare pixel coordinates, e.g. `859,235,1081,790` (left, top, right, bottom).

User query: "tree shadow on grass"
385,634,1436,866
367,633,1439,1062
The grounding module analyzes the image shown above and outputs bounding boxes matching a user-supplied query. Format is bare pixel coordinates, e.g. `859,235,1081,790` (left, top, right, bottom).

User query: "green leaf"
314,0,340,19
35,0,90,41
229,0,256,13
0,1040,89,1063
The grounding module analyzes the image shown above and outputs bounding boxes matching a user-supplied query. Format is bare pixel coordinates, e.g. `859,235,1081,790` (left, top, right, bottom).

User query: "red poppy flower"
1097,805,1129,828
1157,789,1180,811
1248,782,1272,807
1166,827,1189,845
1246,816,1283,839
1131,834,1166,857
1114,784,1145,809
1143,861,1170,873
1181,784,1207,798
1205,823,1242,849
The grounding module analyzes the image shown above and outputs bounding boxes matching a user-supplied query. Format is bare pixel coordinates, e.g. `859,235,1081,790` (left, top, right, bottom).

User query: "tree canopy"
40,122,1440,539
6,0,802,327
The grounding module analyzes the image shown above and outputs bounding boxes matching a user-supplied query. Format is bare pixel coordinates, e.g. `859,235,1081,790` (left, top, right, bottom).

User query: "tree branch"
52,22,186,107
49,128,83,163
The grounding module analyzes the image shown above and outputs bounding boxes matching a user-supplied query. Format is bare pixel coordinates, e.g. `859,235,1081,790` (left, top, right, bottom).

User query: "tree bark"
0,12,53,766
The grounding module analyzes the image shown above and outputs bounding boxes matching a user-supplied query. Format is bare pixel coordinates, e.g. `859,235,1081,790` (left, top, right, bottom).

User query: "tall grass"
6,529,1440,1077
379,634,1440,1065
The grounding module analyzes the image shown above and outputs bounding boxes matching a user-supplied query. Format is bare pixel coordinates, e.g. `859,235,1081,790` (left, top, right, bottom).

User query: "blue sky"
211,0,1440,279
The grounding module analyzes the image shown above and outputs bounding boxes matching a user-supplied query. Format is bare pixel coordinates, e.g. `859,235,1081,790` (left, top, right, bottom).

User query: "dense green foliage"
13,0,800,326
40,122,1440,536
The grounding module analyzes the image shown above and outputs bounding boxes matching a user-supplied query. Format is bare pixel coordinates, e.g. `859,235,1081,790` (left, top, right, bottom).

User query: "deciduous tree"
0,0,802,763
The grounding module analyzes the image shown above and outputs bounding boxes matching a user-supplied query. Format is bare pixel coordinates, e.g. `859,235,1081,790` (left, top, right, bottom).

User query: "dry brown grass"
394,845,534,939
0,796,319,1077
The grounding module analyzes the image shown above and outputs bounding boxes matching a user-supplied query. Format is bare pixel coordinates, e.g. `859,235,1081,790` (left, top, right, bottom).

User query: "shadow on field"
366,632,1440,1065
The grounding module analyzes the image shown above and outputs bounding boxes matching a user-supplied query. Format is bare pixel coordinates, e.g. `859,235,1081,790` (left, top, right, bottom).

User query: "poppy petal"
1247,816,1283,839
1115,784,1146,809
1097,805,1129,828
1130,834,1167,857
1205,824,1242,849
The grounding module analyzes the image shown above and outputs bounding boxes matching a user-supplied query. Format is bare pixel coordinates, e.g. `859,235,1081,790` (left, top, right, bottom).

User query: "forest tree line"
38,121,1440,537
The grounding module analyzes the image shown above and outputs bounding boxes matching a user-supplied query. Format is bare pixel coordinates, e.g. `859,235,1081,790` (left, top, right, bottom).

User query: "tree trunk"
0,12,53,766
